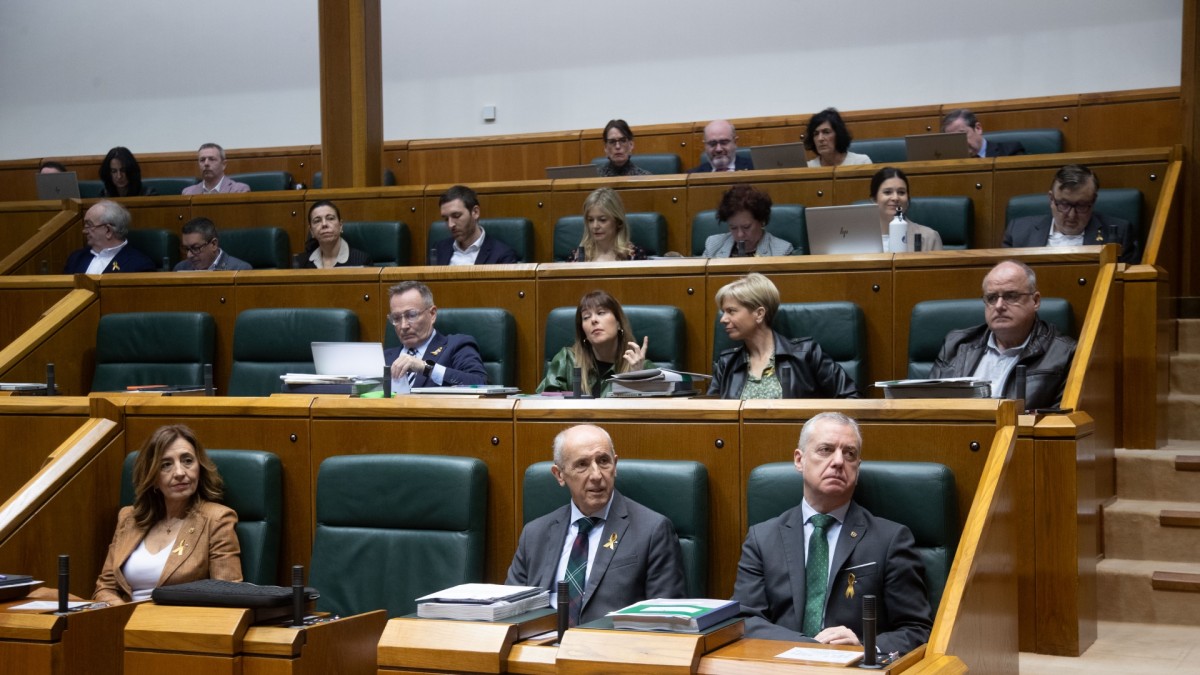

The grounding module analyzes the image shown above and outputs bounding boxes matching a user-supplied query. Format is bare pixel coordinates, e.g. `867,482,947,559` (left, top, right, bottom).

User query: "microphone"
570,367,583,398
203,363,214,397
556,580,569,644
46,363,56,396
1015,365,1027,411
859,594,882,669
292,565,306,626
56,554,69,615
383,366,392,398
913,232,923,252
428,248,438,266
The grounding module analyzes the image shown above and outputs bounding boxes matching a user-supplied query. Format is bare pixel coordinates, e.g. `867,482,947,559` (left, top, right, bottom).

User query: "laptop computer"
905,132,970,162
804,204,883,255
36,171,81,200
545,164,600,179
311,342,385,378
750,142,809,170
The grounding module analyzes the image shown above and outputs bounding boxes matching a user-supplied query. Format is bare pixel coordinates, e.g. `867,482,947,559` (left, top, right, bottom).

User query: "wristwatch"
422,360,435,378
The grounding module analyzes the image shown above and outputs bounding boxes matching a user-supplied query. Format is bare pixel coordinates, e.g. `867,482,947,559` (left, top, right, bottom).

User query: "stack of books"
416,584,550,621
608,368,710,397
606,598,740,632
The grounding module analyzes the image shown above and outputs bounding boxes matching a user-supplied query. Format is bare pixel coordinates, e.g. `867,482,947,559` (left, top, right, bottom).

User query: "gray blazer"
703,231,794,258
505,490,686,624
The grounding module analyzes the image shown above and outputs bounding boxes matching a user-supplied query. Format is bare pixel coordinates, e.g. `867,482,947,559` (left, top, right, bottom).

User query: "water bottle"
888,207,907,253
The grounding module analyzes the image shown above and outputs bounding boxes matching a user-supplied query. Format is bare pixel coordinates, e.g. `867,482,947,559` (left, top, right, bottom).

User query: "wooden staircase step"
1176,455,1200,471
1160,510,1200,527
1152,571,1200,593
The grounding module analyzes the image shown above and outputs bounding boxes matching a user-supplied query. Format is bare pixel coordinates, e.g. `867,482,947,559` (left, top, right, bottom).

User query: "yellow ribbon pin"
173,541,187,556
112,262,121,272
603,533,618,550
430,346,444,356
845,572,856,599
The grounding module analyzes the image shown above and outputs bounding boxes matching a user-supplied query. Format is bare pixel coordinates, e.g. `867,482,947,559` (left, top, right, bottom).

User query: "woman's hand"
623,336,649,370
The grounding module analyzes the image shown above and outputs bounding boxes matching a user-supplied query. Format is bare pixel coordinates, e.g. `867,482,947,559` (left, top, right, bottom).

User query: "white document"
775,646,864,665
7,600,91,611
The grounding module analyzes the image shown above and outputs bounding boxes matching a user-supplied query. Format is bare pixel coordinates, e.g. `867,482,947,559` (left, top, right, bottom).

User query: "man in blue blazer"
733,412,933,655
941,109,1026,158
506,424,686,625
429,184,520,265
63,200,156,274
384,280,487,388
688,120,755,173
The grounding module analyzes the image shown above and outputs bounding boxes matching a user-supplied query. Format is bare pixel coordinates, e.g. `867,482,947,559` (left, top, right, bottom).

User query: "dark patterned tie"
406,347,419,387
565,516,598,626
803,513,836,637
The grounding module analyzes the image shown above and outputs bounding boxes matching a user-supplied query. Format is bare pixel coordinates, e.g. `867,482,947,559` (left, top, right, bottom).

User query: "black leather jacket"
929,317,1077,410
708,330,860,399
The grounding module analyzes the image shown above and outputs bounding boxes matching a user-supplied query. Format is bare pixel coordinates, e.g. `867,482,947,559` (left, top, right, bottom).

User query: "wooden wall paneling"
116,196,193,243
97,273,239,396
381,141,409,187
135,151,204,179
0,398,91,503
513,400,743,597
0,160,42,202
535,260,709,377
0,277,74,349
421,181,554,263
579,122,694,171
0,291,100,396
0,207,86,277
123,397,316,587
228,146,322,187
719,115,807,155
549,176,689,259
0,201,67,260
1012,431,1037,653
1120,267,1171,449
302,186,425,265
232,268,387,345
386,266,539,393
1076,91,1183,152
318,0,383,190
707,257,894,390
407,131,582,185
188,192,308,260
685,169,835,254
940,94,1079,152
841,104,944,141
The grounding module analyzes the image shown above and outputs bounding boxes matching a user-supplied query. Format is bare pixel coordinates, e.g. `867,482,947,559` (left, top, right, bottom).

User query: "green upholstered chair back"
228,171,294,192
91,312,215,392
143,177,198,196
544,304,686,373
310,454,487,617
342,221,411,267
78,180,105,198
747,460,958,613
522,459,709,597
125,229,180,270
120,449,282,586
383,307,517,386
848,137,906,163
984,128,1063,155
217,227,291,269
711,302,867,395
427,217,534,263
553,212,668,260
590,154,683,175
699,147,753,167
310,169,395,189
906,297,1073,378
907,196,974,250
1004,189,1144,251
690,205,809,256
229,308,359,396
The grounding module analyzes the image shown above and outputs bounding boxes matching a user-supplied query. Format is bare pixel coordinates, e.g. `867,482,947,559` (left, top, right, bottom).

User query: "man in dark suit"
384,280,487,388
63,200,156,274
941,108,1025,158
430,184,520,265
733,412,933,655
1002,164,1140,264
688,119,755,173
506,424,686,626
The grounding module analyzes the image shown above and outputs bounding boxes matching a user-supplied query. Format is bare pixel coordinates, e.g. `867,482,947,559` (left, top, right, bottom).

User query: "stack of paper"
607,598,740,632
875,377,991,399
416,583,550,621
608,368,709,397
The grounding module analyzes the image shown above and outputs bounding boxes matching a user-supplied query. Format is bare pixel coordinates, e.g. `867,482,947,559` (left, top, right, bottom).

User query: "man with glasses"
173,217,251,271
1003,164,1140,263
929,260,1077,410
64,200,156,274
597,119,652,177
505,424,685,625
384,280,486,388
689,119,754,173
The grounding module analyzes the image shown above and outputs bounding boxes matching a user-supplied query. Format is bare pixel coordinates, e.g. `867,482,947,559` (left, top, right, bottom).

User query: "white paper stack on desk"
608,368,711,397
416,583,550,621
875,377,991,399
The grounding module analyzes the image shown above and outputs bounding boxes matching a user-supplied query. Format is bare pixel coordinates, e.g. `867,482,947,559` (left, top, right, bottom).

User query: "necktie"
565,516,598,626
803,513,836,637
406,347,419,386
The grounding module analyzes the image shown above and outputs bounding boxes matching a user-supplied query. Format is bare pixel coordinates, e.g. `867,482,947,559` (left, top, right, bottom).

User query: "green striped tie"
803,513,836,637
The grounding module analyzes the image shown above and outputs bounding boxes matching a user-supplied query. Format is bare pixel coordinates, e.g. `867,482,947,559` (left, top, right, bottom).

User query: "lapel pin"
173,541,187,556
112,262,121,272
845,572,857,599
604,533,618,550
430,346,444,356
850,531,858,538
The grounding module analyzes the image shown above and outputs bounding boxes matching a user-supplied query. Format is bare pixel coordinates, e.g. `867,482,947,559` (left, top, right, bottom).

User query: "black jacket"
708,330,860,399
929,317,1077,410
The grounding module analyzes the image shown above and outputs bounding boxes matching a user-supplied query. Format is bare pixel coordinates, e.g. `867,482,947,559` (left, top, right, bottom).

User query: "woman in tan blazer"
94,425,242,604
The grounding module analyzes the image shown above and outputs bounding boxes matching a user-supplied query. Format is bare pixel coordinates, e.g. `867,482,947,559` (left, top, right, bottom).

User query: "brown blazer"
93,500,242,604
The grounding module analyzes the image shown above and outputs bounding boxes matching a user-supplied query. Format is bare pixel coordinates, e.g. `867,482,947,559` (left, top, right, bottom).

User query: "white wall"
0,0,1183,161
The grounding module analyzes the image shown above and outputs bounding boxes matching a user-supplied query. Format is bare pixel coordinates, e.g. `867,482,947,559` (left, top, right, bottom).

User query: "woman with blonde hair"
566,188,647,262
537,290,653,397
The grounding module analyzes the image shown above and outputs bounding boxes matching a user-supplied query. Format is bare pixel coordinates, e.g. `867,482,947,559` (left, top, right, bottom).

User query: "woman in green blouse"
537,290,653,397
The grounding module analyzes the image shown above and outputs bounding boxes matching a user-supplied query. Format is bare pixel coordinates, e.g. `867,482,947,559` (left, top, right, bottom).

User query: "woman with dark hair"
99,147,156,197
804,108,872,168
598,119,652,177
537,290,654,397
702,185,794,258
709,273,859,400
566,188,647,262
94,425,241,604
870,167,944,252
295,200,372,268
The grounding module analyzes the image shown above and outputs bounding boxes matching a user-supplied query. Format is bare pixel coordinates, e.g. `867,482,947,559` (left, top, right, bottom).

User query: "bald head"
703,119,739,171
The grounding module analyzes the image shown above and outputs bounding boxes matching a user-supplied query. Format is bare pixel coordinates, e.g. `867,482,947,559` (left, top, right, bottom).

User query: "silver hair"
797,412,862,455
93,199,132,239
388,280,434,306
198,142,226,161
983,260,1038,294
552,424,615,467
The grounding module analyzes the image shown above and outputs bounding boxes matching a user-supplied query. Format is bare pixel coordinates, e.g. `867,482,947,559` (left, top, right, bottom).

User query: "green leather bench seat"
553,212,669,260
310,169,396,189
228,171,294,192
217,227,291,269
544,304,686,373
126,228,180,270
143,177,199,196
848,137,906,163
228,308,359,396
342,221,411,267
984,128,1063,155
91,312,214,392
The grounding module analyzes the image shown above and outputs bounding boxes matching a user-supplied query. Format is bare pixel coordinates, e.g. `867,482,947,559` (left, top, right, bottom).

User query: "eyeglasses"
387,307,430,326
705,139,734,149
82,220,109,231
182,239,215,255
1052,198,1095,214
982,291,1034,306
604,137,631,148
559,454,615,476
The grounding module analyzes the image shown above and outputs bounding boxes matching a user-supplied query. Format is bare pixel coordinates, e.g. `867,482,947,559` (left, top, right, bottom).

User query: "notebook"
36,171,80,200
804,204,884,255
545,164,600,179
310,342,385,378
905,132,970,162
750,142,809,170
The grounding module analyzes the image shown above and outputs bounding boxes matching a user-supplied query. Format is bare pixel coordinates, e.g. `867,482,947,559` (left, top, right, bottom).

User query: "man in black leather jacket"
929,260,1076,410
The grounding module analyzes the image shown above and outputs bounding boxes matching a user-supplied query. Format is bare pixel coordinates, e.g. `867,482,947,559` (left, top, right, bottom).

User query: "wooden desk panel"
381,145,408,187
967,106,1076,152
0,278,74,350
233,269,387,344
0,296,100,396
0,202,67,261
0,403,91,503
550,178,690,258
1076,95,1182,152
116,195,192,237
302,187,425,265
514,400,744,598
408,132,581,185
421,181,555,263
0,600,136,675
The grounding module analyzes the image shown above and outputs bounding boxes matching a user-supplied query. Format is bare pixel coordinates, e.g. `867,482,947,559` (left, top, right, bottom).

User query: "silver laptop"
805,204,883,255
36,171,80,200
545,164,600,179
905,132,970,162
750,142,809,170
311,342,385,378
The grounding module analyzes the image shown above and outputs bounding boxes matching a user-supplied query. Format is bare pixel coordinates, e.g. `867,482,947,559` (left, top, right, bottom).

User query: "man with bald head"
505,424,686,626
689,119,755,173
929,260,1077,410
